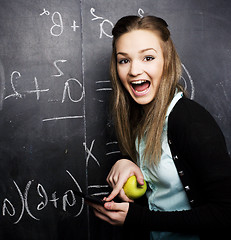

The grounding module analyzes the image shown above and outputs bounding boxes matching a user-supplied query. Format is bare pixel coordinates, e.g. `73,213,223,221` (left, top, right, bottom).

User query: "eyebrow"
116,48,157,56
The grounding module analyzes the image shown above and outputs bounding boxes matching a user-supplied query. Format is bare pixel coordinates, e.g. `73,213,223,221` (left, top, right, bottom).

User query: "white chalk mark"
5,71,23,100
66,170,84,217
28,77,49,100
42,115,84,122
90,8,103,21
96,80,111,84
52,60,67,77
62,190,76,212
40,8,50,16
88,185,109,189
83,140,100,167
106,151,121,156
24,180,39,221
90,8,114,38
91,192,109,196
50,12,63,37
96,88,112,91
219,81,229,101
0,59,5,110
181,75,187,88
13,181,25,224
181,63,195,99
71,20,80,32
138,8,145,17
99,20,113,38
2,199,16,217
25,88,49,99
37,184,48,211
5,71,49,100
87,185,110,197
62,78,84,103
106,141,118,145
49,192,59,208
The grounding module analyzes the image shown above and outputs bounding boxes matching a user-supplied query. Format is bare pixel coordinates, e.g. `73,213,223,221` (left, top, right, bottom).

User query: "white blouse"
136,92,199,240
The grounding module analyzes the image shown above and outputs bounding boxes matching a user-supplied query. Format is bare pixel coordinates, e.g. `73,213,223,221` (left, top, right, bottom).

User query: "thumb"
136,175,144,185
134,170,144,186
104,201,128,211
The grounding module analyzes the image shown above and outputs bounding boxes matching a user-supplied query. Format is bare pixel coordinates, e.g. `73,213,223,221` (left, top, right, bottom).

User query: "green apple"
123,175,147,200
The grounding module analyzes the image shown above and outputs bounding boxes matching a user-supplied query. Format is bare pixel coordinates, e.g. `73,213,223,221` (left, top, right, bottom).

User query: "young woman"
88,16,231,239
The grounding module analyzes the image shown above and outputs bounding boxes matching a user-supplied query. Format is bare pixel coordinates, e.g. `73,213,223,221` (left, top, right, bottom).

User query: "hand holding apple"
123,175,147,200
105,159,144,202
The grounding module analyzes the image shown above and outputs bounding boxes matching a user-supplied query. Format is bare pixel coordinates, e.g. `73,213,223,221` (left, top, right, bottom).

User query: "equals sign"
106,141,120,156
96,80,112,102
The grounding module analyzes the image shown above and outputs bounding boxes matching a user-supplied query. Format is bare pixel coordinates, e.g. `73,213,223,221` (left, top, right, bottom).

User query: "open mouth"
130,80,151,96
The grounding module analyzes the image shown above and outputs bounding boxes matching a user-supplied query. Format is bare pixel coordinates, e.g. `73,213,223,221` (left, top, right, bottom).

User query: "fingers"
89,201,129,226
106,172,132,201
118,189,134,202
105,184,122,202
105,159,145,202
104,201,129,212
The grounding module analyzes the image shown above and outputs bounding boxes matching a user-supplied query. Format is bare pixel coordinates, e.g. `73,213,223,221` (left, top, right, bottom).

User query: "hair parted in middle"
110,15,185,165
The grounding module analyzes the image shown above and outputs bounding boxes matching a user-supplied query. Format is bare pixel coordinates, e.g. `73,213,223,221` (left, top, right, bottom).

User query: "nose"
128,60,143,77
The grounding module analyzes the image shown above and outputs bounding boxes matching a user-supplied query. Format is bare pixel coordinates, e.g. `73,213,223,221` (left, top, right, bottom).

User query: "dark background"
0,0,230,239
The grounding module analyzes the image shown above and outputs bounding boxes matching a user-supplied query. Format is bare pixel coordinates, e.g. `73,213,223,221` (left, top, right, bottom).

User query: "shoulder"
168,97,220,132
168,97,228,147
169,97,214,123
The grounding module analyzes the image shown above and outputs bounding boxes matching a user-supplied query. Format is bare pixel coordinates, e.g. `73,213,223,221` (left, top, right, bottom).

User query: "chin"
133,96,154,106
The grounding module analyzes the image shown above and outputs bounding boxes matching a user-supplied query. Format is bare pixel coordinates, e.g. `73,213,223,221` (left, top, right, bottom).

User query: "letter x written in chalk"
83,140,100,167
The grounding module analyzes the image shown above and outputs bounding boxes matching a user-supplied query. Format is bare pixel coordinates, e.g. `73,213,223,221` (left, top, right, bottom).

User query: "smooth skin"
116,29,164,107
88,29,164,226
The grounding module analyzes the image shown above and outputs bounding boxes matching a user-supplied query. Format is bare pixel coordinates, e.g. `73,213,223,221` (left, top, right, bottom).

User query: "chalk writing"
4,71,49,100
4,59,85,122
90,8,114,38
84,139,100,167
71,20,80,32
37,184,48,211
181,63,195,99
50,192,59,208
96,88,112,92
52,60,67,77
138,8,145,17
106,141,121,156
50,12,64,37
62,78,84,103
88,185,110,197
2,170,84,224
39,8,49,16
5,71,23,99
96,80,112,102
4,68,83,103
40,9,80,36
42,115,84,122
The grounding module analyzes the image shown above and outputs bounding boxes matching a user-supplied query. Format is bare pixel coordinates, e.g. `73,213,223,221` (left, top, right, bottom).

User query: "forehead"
116,29,162,53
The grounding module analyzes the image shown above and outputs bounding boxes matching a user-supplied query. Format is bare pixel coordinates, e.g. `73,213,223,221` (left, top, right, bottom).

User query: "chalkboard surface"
0,0,230,239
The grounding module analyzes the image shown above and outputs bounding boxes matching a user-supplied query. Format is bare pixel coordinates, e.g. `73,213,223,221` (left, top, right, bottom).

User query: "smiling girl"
88,16,231,240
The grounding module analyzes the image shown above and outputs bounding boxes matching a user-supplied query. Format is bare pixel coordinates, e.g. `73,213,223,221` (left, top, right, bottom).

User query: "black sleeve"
124,98,231,237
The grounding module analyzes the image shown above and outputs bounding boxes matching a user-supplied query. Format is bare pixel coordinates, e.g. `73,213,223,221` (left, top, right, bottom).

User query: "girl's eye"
118,59,129,64
144,56,155,61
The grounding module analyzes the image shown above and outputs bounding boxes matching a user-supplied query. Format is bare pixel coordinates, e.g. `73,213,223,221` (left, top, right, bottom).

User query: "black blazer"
123,97,231,239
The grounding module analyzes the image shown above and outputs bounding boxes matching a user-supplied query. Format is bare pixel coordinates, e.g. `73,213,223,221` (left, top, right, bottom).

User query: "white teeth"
131,80,147,85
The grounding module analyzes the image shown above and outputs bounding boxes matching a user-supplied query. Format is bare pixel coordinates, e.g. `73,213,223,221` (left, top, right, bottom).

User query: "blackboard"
0,0,230,239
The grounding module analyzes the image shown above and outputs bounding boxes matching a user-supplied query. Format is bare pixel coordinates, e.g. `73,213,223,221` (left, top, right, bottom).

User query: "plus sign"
50,192,59,208
71,20,79,32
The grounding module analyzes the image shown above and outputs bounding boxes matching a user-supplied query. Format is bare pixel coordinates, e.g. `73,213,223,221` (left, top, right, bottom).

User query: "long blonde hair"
110,16,184,165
